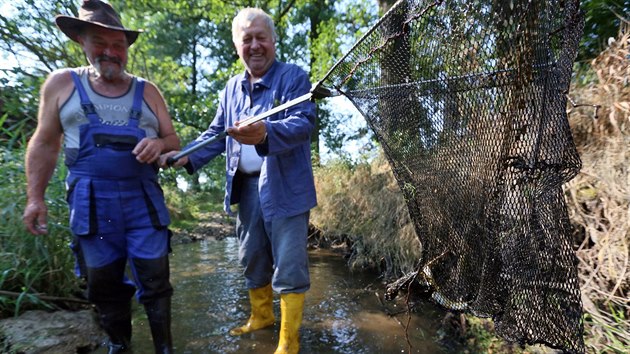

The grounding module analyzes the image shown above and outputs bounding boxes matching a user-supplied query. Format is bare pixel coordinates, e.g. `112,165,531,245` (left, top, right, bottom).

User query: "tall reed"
0,147,81,318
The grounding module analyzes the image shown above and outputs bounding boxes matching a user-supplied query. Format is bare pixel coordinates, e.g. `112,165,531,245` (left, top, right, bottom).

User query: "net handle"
167,92,316,165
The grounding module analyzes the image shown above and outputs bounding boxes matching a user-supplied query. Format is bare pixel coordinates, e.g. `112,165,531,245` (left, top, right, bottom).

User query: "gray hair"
232,8,277,43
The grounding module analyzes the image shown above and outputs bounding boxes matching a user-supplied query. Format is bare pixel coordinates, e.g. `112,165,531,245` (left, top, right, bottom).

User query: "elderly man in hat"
22,1,179,353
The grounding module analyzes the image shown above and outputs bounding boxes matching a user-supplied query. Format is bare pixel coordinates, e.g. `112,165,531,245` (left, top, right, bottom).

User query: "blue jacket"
185,60,317,220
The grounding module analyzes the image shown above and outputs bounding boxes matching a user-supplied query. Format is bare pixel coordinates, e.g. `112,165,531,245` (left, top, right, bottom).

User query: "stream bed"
91,237,456,353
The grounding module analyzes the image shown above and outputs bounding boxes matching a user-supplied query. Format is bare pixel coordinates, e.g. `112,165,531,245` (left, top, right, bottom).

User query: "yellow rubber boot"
274,293,305,354
229,284,275,336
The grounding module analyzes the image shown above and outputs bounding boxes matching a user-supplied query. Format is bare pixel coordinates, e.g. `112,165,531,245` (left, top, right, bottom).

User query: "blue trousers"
74,179,172,304
235,176,310,293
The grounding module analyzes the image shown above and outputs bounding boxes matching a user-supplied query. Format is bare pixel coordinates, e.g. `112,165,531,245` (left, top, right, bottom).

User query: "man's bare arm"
132,81,180,163
23,70,70,235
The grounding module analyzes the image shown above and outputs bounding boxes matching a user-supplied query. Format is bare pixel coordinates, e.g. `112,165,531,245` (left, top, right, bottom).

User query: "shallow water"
92,237,453,353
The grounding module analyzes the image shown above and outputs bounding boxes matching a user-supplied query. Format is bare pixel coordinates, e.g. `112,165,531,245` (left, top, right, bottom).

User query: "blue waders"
67,72,173,354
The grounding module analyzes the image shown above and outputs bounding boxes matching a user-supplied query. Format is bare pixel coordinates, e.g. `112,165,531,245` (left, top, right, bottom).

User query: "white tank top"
59,67,159,150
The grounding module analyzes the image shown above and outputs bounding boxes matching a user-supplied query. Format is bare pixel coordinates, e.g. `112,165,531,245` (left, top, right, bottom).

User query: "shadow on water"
93,237,455,353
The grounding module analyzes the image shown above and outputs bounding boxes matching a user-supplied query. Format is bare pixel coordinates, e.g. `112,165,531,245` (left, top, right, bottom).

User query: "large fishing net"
316,0,585,352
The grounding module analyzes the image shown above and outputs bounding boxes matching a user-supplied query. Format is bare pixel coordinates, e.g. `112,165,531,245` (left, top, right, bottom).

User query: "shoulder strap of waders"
70,71,99,125
128,77,145,127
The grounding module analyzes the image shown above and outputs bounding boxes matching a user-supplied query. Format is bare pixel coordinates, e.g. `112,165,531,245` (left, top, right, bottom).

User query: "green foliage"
310,1,378,158
578,0,629,62
0,75,43,149
0,148,81,318
162,183,225,231
0,0,83,72
0,113,29,150
583,303,630,354
0,1,84,147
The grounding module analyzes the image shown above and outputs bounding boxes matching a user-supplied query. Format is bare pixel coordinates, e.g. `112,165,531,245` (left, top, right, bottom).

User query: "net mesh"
319,0,585,352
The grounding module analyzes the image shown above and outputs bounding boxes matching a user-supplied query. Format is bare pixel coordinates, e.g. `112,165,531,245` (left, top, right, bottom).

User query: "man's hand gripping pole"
166,83,335,166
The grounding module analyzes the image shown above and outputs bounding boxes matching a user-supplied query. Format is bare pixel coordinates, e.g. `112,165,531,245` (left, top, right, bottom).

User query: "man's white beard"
93,57,124,81
99,66,120,80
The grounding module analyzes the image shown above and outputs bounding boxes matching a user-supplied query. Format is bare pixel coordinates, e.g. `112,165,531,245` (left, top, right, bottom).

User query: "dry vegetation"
564,27,629,352
310,156,421,279
311,28,629,353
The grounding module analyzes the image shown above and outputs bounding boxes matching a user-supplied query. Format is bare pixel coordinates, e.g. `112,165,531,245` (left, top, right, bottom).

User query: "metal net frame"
317,0,585,352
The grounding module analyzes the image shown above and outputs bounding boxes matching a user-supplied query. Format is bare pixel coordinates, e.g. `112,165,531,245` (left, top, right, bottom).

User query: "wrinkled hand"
133,137,164,164
158,151,188,169
23,200,48,235
227,120,266,145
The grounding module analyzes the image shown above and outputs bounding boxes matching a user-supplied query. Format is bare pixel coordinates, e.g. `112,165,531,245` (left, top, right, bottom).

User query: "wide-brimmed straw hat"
55,0,142,45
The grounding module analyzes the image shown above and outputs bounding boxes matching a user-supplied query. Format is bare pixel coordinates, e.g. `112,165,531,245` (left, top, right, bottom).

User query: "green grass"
0,147,81,318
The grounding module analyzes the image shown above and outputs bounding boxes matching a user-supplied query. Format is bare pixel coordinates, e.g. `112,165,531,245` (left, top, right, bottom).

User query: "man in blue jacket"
160,7,316,354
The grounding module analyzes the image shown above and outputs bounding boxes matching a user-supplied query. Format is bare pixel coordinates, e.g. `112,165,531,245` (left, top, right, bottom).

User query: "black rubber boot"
107,342,130,354
99,301,133,353
131,256,173,353
86,258,137,353
144,297,173,354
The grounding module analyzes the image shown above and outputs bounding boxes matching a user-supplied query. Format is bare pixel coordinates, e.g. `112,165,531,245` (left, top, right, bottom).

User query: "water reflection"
94,238,451,353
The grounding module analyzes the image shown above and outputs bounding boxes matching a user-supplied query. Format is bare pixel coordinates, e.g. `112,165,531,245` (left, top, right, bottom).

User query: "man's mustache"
95,55,122,65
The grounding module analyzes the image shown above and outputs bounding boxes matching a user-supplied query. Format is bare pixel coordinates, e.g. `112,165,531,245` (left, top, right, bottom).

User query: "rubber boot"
107,343,129,354
229,284,275,335
144,297,173,354
274,293,305,354
86,257,137,353
98,301,132,353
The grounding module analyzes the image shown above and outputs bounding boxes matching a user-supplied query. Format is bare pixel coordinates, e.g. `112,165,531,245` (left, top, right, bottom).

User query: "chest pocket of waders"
76,123,150,179
94,133,138,151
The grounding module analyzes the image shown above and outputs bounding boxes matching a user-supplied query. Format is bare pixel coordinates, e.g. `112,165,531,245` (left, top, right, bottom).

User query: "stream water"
91,237,456,353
